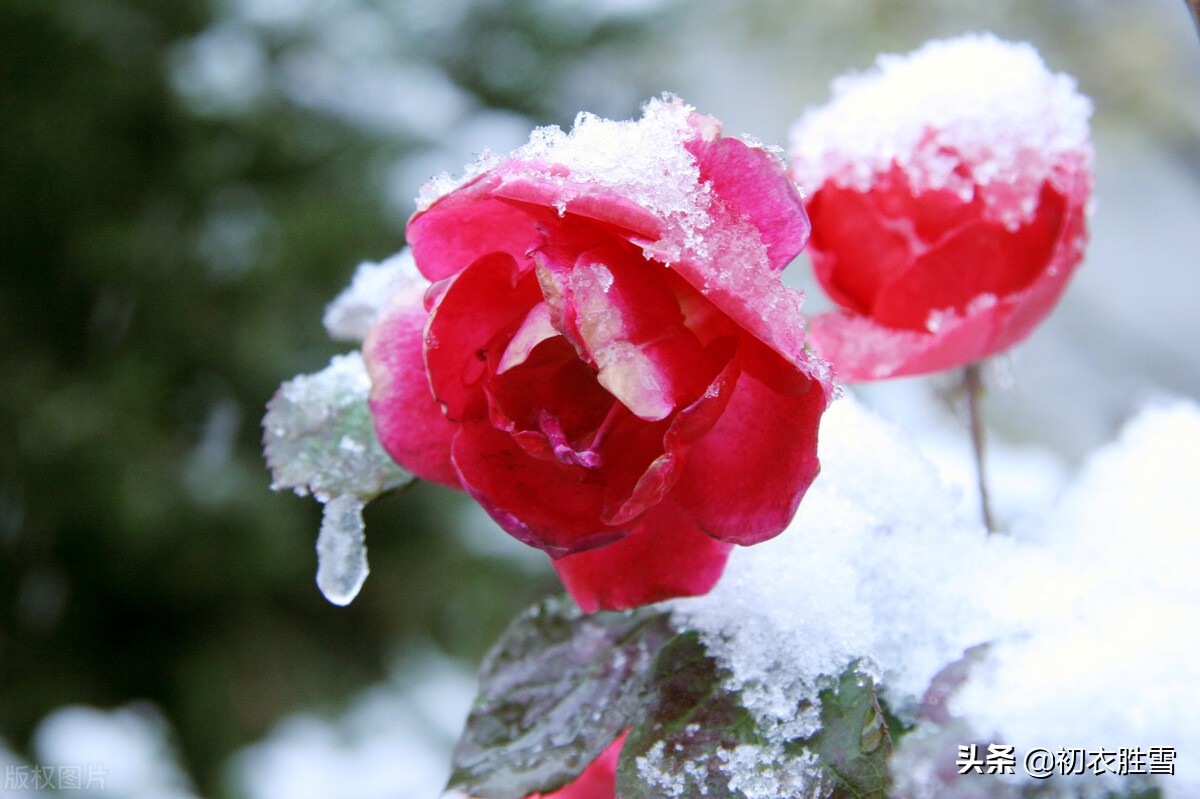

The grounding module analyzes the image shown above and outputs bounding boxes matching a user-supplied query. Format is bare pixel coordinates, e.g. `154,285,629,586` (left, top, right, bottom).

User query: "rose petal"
425,252,543,421
498,301,559,374
362,295,461,489
670,342,825,545
599,343,738,526
871,183,1067,330
805,184,913,315
690,135,811,271
558,244,716,421
485,335,617,464
451,421,625,556
808,189,1087,381
662,207,815,376
408,174,541,281
493,174,665,241
552,499,734,612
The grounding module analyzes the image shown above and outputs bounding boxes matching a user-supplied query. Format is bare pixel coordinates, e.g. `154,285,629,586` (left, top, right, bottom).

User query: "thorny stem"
964,363,997,534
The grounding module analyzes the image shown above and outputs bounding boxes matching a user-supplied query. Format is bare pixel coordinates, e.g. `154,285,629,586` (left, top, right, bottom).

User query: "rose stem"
963,362,997,534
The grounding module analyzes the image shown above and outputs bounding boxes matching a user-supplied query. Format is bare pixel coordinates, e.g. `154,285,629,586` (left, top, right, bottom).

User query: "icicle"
316,495,370,606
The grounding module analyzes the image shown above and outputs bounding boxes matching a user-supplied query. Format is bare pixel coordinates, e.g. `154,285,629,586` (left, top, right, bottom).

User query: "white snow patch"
323,248,426,343
789,33,1093,229
951,400,1200,798
33,704,199,798
670,395,1200,797
229,650,475,799
670,395,1009,743
417,94,729,266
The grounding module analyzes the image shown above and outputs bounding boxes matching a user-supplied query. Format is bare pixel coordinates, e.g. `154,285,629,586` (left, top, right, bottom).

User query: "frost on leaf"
447,595,673,799
323,248,425,342
263,350,412,605
617,632,758,799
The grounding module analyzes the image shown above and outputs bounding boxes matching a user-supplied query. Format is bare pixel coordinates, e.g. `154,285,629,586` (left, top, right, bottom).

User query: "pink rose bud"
790,34,1094,381
364,96,832,611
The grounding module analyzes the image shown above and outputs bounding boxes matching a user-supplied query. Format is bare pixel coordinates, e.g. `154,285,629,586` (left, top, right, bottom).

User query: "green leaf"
807,667,892,799
262,350,412,503
448,595,674,799
617,632,757,799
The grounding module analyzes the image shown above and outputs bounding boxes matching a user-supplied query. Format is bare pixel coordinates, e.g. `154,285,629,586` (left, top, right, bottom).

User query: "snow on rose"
789,34,1094,381
363,95,832,611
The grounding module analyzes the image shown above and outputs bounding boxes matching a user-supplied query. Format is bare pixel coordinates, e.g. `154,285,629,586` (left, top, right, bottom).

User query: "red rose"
364,96,831,611
790,34,1093,381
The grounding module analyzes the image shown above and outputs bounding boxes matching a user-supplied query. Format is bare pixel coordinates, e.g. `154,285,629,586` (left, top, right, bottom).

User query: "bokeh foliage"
0,0,661,788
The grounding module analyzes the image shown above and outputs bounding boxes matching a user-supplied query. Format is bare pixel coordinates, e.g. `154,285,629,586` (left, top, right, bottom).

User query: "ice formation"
263,351,411,605
315,495,369,606
789,33,1093,229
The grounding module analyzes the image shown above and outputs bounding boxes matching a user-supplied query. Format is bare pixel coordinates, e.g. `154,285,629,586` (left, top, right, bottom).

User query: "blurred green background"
2,1,1197,796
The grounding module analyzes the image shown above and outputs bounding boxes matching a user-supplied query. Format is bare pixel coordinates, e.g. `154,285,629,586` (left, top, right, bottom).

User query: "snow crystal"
789,33,1093,229
949,400,1200,798
676,394,1200,797
315,494,369,606
669,395,1010,755
416,94,721,265
323,248,425,342
718,743,822,799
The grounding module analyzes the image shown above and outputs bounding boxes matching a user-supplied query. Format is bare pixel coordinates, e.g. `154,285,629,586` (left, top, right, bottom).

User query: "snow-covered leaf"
617,632,756,799
263,351,411,502
808,666,892,799
263,351,412,605
323,248,425,342
447,595,673,799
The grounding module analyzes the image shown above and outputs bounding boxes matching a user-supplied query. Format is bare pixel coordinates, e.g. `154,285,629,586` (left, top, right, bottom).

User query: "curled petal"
553,500,734,613
451,421,623,556
671,343,826,545
408,176,541,281
425,252,542,420
689,135,811,271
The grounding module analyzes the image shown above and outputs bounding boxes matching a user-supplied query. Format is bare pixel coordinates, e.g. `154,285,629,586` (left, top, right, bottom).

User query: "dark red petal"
451,421,624,556
425,252,542,421
806,185,912,315
690,135,811,271
670,342,825,545
362,295,461,489
599,343,738,526
871,184,1067,330
552,500,734,612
